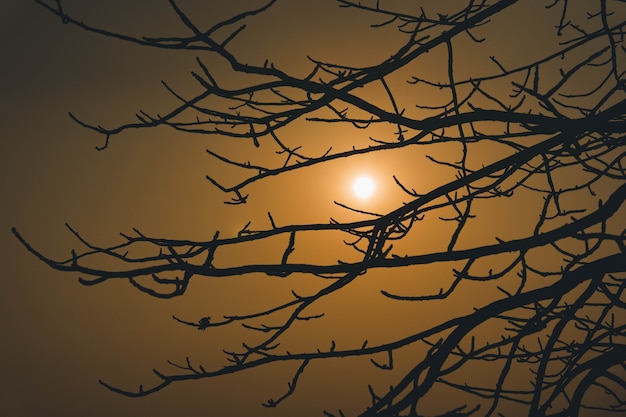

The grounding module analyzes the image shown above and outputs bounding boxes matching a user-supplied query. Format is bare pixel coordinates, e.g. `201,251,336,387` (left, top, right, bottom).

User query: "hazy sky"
1,1,624,416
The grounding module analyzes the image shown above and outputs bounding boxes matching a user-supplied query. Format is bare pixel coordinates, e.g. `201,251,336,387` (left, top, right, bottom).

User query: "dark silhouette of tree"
14,0,626,416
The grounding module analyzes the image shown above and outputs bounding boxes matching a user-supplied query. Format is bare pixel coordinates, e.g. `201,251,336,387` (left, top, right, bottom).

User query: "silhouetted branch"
18,0,626,415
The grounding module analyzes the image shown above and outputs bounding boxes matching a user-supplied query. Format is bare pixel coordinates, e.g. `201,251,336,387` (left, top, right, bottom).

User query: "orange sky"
2,1,625,416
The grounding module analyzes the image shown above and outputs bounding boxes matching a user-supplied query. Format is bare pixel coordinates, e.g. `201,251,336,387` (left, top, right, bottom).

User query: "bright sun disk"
353,176,375,199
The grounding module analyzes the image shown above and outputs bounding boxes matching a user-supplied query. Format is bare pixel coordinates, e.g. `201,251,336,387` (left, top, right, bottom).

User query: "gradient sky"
1,1,624,416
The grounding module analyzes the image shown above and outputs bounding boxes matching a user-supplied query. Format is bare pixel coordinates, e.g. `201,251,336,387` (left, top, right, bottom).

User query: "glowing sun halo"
353,176,375,199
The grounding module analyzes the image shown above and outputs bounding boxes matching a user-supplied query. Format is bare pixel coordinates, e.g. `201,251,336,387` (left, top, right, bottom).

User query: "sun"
353,176,375,199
